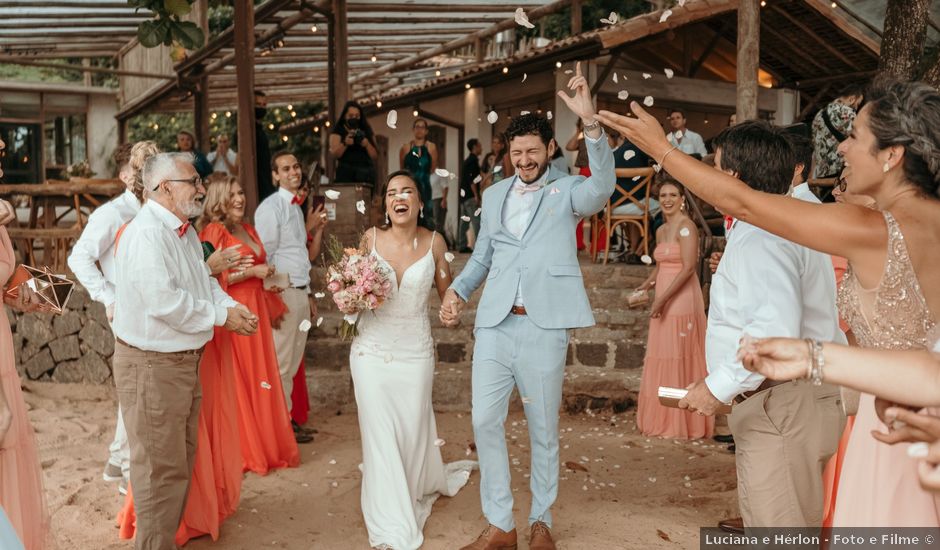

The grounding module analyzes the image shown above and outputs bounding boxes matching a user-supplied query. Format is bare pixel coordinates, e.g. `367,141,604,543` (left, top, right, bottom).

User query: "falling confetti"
612,73,618,84
435,168,450,178
316,317,324,327
640,254,652,265
487,111,498,124
521,73,528,83
434,438,446,447
324,189,340,200
664,68,675,79
460,189,466,197
546,111,553,120
653,164,662,173
439,269,446,278
299,319,312,332
643,96,655,107
679,227,690,237
623,150,636,161
514,7,535,28
444,252,455,263
659,9,673,23
642,73,651,79
521,110,531,116
564,69,574,75
314,292,325,299
600,11,618,25
474,208,482,217
356,200,366,214
386,110,398,129
331,481,338,488
460,215,471,222
473,174,482,184
617,90,630,100
260,381,272,390
675,130,684,139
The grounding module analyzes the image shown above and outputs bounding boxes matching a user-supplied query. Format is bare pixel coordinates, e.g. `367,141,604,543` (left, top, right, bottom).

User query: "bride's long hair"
380,169,424,230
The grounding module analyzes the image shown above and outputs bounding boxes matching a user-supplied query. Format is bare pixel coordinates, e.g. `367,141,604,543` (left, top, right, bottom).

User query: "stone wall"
9,285,114,383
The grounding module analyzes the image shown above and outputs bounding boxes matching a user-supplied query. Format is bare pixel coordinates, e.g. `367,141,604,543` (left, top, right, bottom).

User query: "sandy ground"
25,380,739,550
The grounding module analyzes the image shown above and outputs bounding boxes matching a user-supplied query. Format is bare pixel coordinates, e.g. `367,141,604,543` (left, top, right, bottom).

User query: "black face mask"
346,117,360,129
255,107,267,119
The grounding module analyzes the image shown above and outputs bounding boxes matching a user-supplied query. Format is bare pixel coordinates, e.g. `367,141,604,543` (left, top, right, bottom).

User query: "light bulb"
413,109,419,117
555,61,562,68
435,70,441,76
376,100,383,108
225,111,232,117
502,67,508,74
310,25,317,33
465,83,471,89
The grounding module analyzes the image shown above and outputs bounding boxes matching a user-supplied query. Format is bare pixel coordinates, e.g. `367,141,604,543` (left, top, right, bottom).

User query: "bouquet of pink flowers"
326,245,393,340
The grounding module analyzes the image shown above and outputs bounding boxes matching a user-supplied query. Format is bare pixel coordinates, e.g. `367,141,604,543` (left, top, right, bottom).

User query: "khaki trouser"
729,381,845,528
274,287,310,412
113,341,202,550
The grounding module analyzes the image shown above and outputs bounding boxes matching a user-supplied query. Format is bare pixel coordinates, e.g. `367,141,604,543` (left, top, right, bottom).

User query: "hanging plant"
129,0,206,50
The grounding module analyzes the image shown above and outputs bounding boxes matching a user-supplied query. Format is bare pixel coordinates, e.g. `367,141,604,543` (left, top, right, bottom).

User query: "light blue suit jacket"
451,134,615,329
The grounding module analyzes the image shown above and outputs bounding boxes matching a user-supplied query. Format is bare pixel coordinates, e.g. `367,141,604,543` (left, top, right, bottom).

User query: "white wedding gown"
350,230,476,550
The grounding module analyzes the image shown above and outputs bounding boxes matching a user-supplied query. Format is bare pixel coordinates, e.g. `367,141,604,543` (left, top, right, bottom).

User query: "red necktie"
177,222,191,238
291,195,304,205
724,215,734,232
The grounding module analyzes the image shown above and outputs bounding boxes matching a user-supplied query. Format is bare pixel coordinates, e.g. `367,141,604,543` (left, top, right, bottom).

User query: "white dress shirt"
255,187,311,290
67,190,141,307
704,200,845,403
789,181,819,203
667,129,708,157
113,201,237,352
502,170,549,307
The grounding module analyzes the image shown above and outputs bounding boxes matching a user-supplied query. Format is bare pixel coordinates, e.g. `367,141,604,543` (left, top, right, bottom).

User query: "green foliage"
129,0,205,50
207,4,234,38
515,0,651,41
0,58,117,87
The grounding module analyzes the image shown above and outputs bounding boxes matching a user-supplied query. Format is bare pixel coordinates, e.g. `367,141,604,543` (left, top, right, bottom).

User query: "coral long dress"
200,222,299,475
636,242,714,439
117,328,243,545
0,227,50,550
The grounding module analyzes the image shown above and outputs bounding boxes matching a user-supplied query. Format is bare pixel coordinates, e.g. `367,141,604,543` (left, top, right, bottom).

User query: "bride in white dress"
351,170,476,550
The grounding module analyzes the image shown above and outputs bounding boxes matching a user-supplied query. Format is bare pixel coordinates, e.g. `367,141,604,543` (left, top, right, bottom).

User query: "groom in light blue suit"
442,63,615,550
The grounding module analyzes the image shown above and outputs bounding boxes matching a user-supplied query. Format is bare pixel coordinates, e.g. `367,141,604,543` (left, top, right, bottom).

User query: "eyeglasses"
165,176,204,188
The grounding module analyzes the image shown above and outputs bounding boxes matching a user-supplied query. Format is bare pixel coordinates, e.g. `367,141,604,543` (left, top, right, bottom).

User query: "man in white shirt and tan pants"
67,143,140,493
256,151,323,443
680,121,845,528
113,152,258,550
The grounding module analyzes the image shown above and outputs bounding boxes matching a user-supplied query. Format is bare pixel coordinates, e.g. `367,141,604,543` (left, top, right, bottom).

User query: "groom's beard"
515,159,549,184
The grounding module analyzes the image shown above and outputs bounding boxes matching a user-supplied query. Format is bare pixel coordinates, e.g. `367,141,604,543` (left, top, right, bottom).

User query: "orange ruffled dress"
199,222,299,475
0,227,51,550
636,242,714,439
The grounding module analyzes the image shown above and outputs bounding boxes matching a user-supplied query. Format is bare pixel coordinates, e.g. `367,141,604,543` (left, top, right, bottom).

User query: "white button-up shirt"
67,190,141,307
255,187,310,289
502,170,549,307
667,128,708,157
704,196,845,403
112,201,237,352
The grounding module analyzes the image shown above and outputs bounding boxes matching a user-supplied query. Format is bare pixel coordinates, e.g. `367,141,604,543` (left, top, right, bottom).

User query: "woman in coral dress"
198,175,299,475
635,180,713,439
0,204,51,549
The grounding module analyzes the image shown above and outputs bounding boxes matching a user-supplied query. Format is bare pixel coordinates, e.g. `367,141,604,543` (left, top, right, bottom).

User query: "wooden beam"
768,5,855,68
779,70,876,89
736,0,759,122
234,0,258,214
571,0,582,35
590,49,623,97
690,21,727,78
344,3,547,12
0,55,170,79
194,74,210,151
761,24,831,74
349,0,571,85
796,84,832,121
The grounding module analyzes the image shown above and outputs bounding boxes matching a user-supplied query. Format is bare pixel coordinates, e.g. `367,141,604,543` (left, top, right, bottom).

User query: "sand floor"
24,381,739,550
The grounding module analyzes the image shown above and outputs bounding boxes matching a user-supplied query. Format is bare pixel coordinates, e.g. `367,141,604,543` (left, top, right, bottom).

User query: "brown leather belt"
510,305,527,316
115,337,202,356
734,379,787,404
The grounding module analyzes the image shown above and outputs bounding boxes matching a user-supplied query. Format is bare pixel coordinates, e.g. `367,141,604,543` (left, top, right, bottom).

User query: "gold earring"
882,162,890,173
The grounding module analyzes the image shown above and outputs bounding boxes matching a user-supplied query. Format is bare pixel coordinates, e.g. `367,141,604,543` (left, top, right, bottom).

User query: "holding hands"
439,288,464,328
208,245,254,275
225,304,258,336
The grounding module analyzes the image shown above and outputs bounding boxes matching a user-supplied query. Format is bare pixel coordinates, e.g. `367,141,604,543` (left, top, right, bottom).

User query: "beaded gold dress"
833,211,939,526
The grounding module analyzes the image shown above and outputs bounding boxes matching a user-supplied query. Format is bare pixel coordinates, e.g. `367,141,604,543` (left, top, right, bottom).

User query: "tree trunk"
878,0,930,80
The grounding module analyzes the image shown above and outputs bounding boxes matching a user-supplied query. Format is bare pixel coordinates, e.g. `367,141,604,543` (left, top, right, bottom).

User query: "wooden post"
736,1,760,122
234,0,258,213
570,0,581,34
194,74,210,153
475,36,484,64
327,0,348,182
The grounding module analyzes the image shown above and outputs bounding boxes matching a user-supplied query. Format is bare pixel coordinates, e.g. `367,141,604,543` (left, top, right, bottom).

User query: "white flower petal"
623,150,636,161
514,7,535,28
617,90,630,100
642,73,651,79
260,381,272,390
386,110,398,129
546,110,553,120
643,95,655,107
314,292,325,299
324,189,340,200
675,130,684,139
664,68,675,79
472,174,482,184
640,254,652,265
522,73,528,83
434,438,445,447
612,73,618,84
632,175,642,181
679,227,690,237
487,110,498,124
444,252,455,263
564,69,573,75
299,319,312,332
460,215,471,222
474,208,482,217
659,9,673,23
435,168,450,178
316,317,324,327
460,188,467,197
355,200,366,214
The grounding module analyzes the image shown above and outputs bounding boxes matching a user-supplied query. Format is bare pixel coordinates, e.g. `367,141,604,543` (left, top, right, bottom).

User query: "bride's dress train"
350,230,475,550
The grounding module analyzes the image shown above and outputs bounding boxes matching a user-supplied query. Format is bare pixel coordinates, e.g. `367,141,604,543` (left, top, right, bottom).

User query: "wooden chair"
590,167,655,264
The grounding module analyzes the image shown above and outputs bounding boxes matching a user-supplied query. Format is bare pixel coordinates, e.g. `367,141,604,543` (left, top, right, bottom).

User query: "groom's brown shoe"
459,524,517,550
529,521,556,550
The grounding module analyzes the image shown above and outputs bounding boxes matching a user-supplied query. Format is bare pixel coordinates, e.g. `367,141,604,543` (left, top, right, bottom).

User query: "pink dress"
833,211,939,526
636,242,714,439
0,227,50,549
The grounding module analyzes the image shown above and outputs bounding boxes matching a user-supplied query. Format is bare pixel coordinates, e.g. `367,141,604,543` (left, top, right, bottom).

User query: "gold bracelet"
658,145,680,169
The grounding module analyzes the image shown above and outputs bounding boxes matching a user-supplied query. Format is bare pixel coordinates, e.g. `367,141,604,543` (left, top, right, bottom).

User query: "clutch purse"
658,386,733,414
627,289,649,309
3,264,74,314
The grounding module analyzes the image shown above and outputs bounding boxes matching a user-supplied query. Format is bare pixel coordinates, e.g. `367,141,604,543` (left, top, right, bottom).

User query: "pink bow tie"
513,181,542,195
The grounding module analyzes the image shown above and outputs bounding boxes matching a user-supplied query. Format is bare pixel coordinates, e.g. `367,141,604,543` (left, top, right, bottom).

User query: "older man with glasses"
112,152,259,550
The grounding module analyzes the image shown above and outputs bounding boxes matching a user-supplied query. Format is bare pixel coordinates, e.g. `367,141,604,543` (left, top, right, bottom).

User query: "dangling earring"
385,212,390,224
419,208,425,219
882,162,891,173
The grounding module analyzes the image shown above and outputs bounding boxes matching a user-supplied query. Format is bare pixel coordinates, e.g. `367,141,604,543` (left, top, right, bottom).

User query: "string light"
281,136,288,142
314,126,320,133
413,108,419,116
435,69,441,76
325,121,331,127
465,83,471,89
225,111,232,118
310,24,317,33
502,67,508,74
287,104,293,110
371,49,378,63
376,100,383,108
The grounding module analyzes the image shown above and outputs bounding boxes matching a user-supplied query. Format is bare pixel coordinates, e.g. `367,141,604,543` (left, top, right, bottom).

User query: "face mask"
347,118,361,129
255,107,268,119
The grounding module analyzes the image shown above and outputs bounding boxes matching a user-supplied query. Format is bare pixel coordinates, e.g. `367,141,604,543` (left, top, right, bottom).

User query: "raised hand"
306,204,328,233
556,61,596,124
